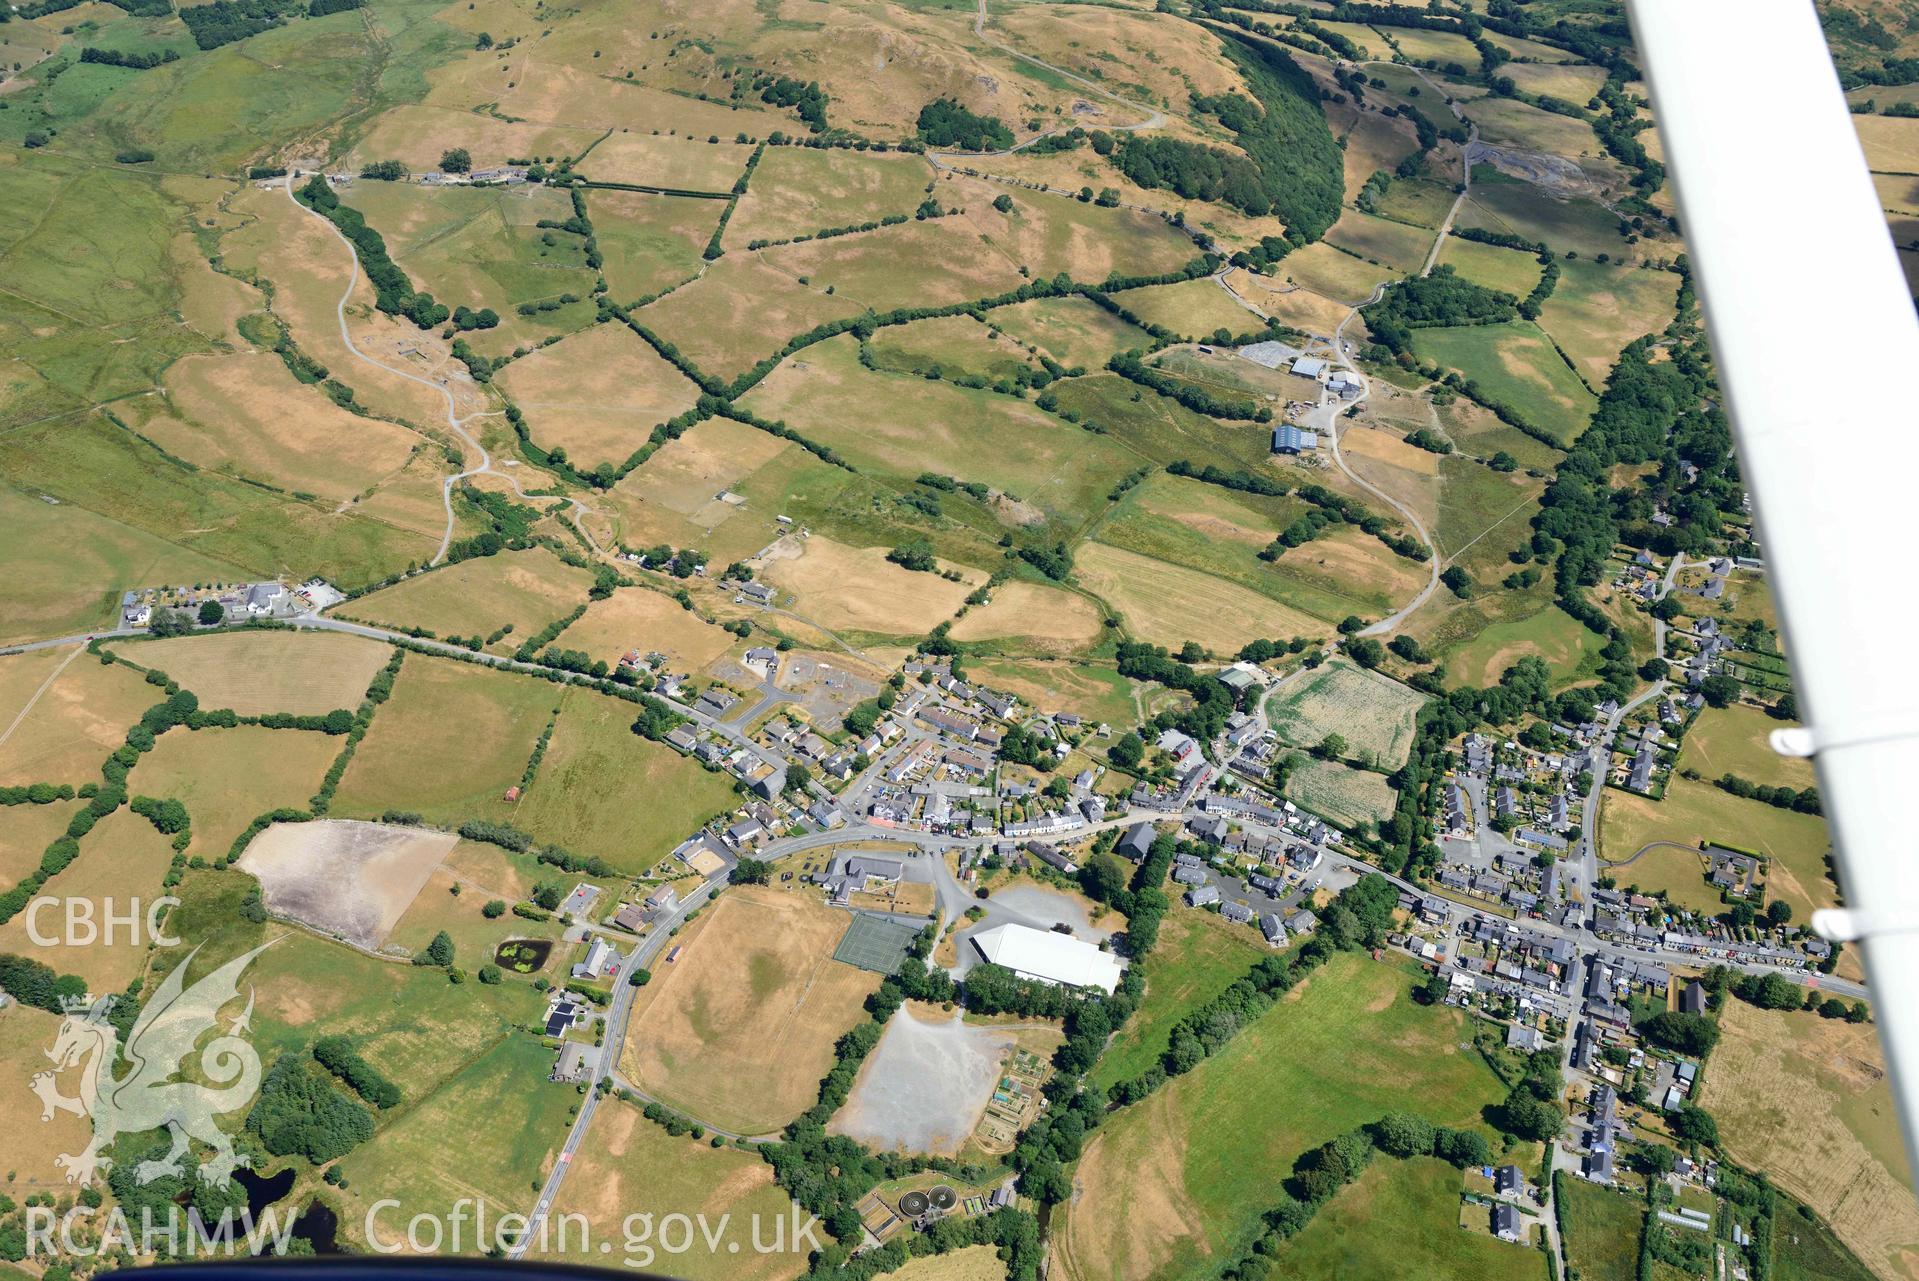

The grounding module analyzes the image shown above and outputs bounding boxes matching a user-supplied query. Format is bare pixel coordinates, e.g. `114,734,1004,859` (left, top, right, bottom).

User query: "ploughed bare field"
238,819,457,952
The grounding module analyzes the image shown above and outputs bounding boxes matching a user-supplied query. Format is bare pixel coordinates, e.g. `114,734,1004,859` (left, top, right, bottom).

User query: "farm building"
1291,356,1327,379
1272,426,1320,454
969,924,1125,995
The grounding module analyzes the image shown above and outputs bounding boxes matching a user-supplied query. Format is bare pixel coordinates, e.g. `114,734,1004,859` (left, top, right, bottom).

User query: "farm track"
281,172,604,564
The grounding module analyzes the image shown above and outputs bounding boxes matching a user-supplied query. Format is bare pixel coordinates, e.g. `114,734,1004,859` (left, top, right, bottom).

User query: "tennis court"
833,912,921,974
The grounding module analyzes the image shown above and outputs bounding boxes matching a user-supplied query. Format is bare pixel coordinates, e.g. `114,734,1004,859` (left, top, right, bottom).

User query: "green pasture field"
1096,470,1419,624
1436,236,1544,296
1266,656,1427,769
1284,757,1398,828
1442,603,1606,689
0,152,186,327
0,482,248,645
333,1033,578,1244
1536,258,1683,387
63,0,464,172
156,868,546,1088
1558,1177,1645,1281
1434,397,1566,472
1408,320,1598,445
1056,951,1506,1281
0,413,432,590
737,334,1143,531
342,182,601,353
1772,1197,1878,1281
1458,167,1633,261
1432,454,1544,563
1364,65,1460,136
1369,176,1461,230
1046,372,1273,474
1599,776,1834,919
589,189,723,303
1263,1156,1549,1281
1090,908,1269,1092
988,296,1154,370
506,687,741,874
1324,208,1437,273
1103,278,1261,340
865,314,1040,382
331,653,563,824
1677,704,1817,792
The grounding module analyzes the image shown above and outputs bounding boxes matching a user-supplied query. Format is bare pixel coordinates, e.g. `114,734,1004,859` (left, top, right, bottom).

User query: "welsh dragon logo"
30,942,272,1187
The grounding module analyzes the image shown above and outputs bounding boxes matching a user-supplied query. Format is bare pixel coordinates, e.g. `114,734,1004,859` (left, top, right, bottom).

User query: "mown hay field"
580,133,757,192
1700,999,1918,1281
0,646,160,786
1103,278,1259,340
1436,236,1544,296
0,808,174,991
757,536,981,639
1077,541,1325,655
990,295,1154,369
496,322,706,467
555,586,738,672
739,335,1143,530
622,885,883,1135
1266,656,1427,768
531,1100,811,1281
947,582,1105,652
728,146,931,246
132,724,340,858
348,547,596,653
1535,258,1682,386
1284,758,1398,829
134,630,395,714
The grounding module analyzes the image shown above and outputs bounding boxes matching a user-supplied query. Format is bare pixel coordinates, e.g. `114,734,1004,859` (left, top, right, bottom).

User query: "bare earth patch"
830,1003,1017,1156
238,818,458,953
